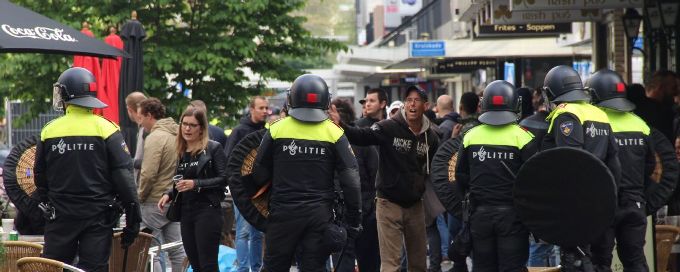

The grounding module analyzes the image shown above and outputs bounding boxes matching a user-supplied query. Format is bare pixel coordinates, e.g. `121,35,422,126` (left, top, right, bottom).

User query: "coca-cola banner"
0,0,126,58
2,24,77,42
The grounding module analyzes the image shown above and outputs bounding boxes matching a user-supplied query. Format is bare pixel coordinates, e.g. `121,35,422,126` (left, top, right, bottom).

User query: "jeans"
233,202,263,272
141,203,186,272
181,201,223,272
437,215,449,258
528,241,558,267
427,222,442,272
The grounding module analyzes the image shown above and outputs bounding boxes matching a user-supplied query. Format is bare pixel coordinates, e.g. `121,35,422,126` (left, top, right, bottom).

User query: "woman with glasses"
158,107,228,272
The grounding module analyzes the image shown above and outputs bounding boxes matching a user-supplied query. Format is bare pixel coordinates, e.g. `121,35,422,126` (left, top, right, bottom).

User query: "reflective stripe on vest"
547,102,609,133
41,105,119,141
602,108,650,135
269,116,344,143
463,124,534,149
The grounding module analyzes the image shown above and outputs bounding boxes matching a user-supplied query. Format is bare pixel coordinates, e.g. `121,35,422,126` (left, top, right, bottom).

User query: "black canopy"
0,0,127,58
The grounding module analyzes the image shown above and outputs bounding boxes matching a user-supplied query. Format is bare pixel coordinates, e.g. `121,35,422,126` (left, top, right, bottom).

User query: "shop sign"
432,58,497,74
491,0,604,24
510,0,643,11
409,40,446,57
475,23,571,37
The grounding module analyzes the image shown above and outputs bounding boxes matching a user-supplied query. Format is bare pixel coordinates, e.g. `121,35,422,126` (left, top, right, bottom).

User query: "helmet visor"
52,83,64,112
478,111,519,126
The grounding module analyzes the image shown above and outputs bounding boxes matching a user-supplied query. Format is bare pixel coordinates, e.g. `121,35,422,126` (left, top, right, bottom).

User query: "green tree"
0,0,346,126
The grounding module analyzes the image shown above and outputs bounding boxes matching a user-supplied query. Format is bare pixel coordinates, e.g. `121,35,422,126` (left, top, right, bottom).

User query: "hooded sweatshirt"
343,108,440,207
224,114,265,159
138,117,179,203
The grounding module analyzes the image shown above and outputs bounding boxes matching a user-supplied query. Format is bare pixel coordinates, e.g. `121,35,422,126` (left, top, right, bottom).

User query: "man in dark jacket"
329,85,440,271
356,88,388,128
224,96,268,272
436,94,460,141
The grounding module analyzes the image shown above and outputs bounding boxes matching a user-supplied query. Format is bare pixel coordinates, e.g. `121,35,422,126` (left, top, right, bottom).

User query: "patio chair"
0,241,43,272
109,232,154,272
656,225,680,272
16,257,84,272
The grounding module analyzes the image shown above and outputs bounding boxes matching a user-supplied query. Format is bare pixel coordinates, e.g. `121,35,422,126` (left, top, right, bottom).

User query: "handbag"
165,192,181,222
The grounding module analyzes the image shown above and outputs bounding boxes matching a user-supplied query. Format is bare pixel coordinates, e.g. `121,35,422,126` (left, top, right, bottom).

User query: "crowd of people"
23,63,680,272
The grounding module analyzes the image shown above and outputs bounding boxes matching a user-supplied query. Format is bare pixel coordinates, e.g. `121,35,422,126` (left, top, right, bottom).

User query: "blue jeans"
437,215,450,257
528,240,559,267
233,203,263,272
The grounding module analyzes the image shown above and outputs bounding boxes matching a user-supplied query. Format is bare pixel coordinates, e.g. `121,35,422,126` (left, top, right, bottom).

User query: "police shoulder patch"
121,141,130,155
560,121,574,136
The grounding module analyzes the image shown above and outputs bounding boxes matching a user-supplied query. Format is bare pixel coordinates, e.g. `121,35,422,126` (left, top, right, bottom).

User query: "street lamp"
622,8,643,52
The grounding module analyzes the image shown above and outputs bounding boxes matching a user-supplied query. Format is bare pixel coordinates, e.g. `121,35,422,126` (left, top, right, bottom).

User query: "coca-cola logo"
1,24,77,42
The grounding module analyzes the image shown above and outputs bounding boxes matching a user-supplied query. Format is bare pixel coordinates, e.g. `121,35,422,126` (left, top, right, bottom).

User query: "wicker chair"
109,232,154,272
16,257,84,272
656,225,680,272
0,241,43,272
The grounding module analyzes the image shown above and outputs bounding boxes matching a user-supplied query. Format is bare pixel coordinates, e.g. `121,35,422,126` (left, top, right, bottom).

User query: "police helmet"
586,69,635,112
478,80,520,126
53,67,107,109
543,65,589,103
287,74,330,122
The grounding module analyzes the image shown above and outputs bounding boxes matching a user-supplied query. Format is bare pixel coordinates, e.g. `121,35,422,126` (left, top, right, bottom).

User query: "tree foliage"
0,0,346,126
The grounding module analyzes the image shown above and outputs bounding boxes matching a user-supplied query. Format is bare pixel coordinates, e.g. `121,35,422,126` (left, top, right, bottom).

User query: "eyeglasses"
405,98,424,104
181,122,200,129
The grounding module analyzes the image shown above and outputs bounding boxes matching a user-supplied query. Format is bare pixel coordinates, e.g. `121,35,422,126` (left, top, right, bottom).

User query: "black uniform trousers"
263,206,332,272
470,206,529,272
181,201,223,272
591,202,649,272
43,211,115,272
335,208,380,272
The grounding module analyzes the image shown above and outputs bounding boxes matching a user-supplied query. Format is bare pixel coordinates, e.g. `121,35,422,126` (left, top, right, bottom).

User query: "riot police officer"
542,65,621,271
34,67,141,271
455,80,537,271
251,74,362,272
587,69,652,272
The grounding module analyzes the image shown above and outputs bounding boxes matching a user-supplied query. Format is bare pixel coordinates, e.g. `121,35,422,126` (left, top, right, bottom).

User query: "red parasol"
100,27,123,124
72,24,107,116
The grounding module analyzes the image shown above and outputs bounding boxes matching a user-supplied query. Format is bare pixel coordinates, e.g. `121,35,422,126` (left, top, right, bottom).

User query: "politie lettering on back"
472,146,515,162
282,140,326,156
51,139,95,154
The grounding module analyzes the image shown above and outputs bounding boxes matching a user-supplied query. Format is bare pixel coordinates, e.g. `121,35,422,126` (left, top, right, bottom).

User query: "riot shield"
430,137,464,218
514,147,617,247
225,129,269,232
3,135,46,234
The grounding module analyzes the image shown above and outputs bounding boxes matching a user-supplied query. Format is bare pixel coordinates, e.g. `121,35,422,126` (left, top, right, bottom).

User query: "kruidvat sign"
490,0,604,24
409,40,446,57
1,24,77,42
510,0,643,11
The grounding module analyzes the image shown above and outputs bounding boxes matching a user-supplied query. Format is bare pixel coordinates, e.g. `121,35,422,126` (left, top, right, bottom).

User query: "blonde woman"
158,107,228,272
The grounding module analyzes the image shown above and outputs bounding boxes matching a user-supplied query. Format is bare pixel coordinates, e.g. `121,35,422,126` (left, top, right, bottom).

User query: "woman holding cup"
158,107,228,272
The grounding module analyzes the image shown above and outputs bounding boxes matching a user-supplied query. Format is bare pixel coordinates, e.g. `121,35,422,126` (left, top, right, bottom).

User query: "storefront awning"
387,37,591,69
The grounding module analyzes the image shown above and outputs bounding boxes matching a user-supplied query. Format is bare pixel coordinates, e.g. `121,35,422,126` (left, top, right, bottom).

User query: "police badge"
560,121,573,136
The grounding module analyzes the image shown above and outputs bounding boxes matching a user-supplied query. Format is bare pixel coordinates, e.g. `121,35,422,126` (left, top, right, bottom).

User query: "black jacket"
438,112,460,141
224,115,265,159
209,124,228,147
35,106,138,219
168,140,229,207
343,109,440,208
519,111,549,150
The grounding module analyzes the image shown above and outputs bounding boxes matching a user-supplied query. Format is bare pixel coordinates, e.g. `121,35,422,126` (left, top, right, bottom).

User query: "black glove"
347,224,363,240
120,202,142,249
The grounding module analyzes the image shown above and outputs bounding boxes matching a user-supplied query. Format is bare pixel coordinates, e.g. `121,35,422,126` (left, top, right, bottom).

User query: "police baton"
332,239,350,272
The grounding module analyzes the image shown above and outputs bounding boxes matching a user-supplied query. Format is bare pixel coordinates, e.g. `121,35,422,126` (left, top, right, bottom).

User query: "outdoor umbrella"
100,27,124,124
73,25,106,116
118,12,145,154
0,0,127,58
